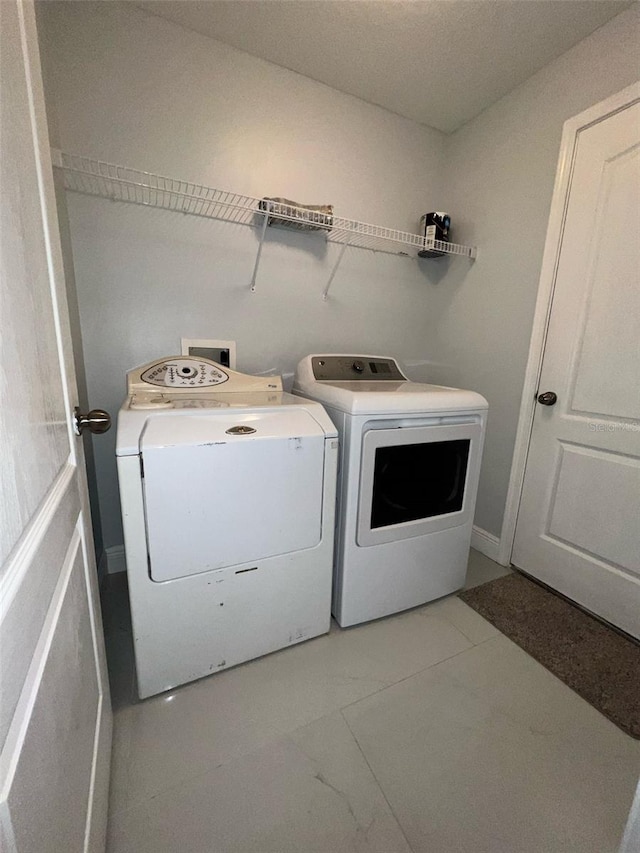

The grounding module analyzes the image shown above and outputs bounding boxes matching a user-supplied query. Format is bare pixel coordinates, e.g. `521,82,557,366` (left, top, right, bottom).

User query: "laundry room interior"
3,1,639,851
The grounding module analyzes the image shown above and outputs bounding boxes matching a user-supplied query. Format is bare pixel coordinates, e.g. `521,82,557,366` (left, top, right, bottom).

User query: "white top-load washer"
293,355,488,627
116,356,337,698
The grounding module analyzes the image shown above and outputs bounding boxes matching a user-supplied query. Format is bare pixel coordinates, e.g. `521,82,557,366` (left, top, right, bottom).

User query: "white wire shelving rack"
51,150,477,299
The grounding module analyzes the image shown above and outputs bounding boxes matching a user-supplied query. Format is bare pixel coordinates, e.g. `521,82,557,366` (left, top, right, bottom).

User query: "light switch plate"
181,338,236,369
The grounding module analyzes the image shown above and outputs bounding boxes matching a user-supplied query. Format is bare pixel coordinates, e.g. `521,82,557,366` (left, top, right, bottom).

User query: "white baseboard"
100,544,127,575
471,525,501,564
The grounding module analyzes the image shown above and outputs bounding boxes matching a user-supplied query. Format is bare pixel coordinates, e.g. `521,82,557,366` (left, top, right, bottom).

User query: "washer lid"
116,391,338,456
140,408,325,451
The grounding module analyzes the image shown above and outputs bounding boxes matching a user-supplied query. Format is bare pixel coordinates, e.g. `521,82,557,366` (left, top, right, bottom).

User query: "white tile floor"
102,551,640,852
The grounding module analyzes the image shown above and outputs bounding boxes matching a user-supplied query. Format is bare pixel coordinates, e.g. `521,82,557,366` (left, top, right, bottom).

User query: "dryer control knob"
352,360,365,373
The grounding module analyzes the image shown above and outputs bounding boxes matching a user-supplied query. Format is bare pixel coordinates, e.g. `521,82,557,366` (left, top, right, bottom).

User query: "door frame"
498,81,640,567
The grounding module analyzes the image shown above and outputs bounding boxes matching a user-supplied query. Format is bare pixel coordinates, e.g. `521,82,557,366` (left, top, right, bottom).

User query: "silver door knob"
74,407,112,435
537,391,557,406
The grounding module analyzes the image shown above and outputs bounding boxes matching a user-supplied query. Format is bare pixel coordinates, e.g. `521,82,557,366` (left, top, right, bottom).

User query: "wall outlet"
181,338,237,369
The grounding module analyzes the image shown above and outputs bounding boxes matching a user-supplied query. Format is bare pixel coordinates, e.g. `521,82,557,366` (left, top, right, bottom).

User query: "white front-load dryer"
293,355,488,627
116,356,338,698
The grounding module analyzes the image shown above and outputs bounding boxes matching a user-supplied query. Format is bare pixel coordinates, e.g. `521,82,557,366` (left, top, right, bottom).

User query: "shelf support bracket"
323,236,352,301
249,208,270,292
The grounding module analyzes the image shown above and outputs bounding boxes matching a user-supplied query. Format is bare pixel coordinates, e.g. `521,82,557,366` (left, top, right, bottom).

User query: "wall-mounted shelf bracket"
249,205,271,292
323,235,352,301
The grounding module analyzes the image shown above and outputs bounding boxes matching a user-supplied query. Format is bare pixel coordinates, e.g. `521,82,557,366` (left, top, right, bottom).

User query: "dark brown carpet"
459,573,640,739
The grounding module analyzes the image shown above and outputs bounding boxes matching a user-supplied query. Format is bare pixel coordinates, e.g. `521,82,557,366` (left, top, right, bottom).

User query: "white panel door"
513,89,640,639
0,2,112,851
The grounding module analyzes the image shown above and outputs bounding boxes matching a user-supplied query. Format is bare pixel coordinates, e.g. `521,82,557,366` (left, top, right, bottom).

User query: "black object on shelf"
418,211,451,258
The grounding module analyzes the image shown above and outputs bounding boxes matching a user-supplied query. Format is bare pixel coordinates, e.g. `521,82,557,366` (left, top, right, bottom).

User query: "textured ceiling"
136,0,630,133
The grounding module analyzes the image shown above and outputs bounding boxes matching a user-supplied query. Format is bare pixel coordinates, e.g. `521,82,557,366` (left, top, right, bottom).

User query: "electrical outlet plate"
181,338,237,369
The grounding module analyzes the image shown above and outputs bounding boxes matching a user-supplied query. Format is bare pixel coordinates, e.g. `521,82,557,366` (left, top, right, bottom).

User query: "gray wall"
36,1,448,550
433,5,640,537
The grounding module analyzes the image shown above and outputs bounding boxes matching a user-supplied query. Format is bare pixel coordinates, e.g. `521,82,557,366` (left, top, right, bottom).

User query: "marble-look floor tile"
107,712,411,853
108,606,471,815
343,635,640,853
465,547,512,589
422,593,500,644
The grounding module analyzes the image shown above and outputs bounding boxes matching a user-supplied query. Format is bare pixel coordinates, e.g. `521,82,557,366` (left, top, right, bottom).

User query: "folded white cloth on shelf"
259,197,333,232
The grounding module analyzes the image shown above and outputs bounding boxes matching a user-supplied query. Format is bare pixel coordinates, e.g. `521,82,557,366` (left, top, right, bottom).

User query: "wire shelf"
52,150,477,261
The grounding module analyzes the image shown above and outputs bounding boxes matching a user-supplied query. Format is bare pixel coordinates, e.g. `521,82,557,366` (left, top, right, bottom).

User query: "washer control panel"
311,356,406,381
140,358,229,388
126,356,283,404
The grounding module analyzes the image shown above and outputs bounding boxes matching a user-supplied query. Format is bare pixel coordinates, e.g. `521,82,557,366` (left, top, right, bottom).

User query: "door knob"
537,391,557,406
74,407,112,435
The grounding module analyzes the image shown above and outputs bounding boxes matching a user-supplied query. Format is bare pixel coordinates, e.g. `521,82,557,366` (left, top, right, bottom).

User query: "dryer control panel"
311,356,406,381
